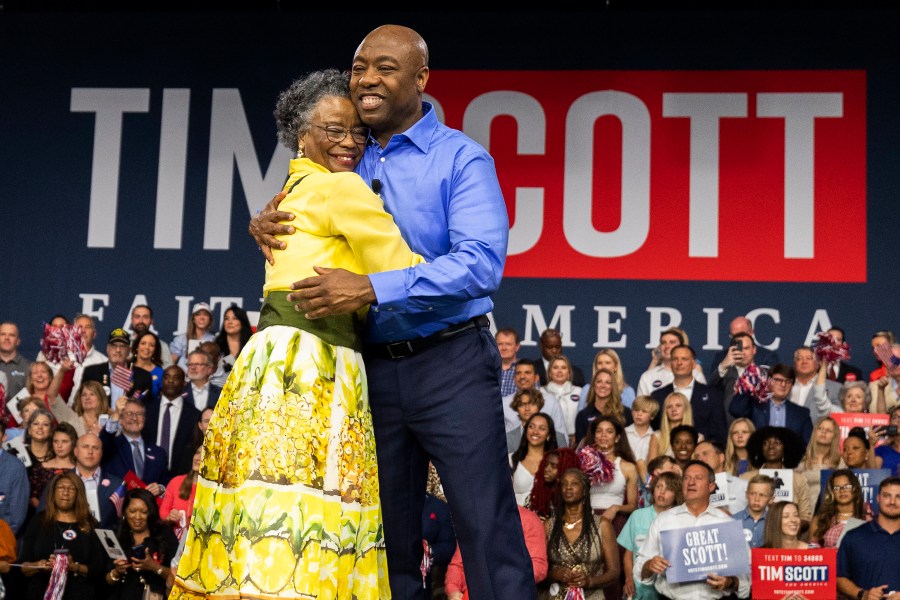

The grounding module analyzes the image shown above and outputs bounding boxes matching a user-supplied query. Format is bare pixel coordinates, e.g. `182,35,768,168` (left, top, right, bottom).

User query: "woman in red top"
159,446,200,541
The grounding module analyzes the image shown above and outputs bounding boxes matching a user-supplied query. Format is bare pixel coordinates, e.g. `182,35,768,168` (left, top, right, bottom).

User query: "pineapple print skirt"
169,324,390,599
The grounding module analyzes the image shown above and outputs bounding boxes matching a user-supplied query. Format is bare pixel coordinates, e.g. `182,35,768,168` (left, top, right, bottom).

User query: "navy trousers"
365,325,536,600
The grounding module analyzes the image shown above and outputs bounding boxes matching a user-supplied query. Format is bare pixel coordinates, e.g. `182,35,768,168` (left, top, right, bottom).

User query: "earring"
297,145,304,158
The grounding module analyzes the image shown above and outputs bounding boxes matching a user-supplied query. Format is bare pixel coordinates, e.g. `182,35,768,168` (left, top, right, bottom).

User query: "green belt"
256,291,363,351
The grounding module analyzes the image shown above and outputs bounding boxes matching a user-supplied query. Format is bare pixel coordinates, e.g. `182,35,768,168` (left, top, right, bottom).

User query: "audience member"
534,328,585,387
131,331,165,400
100,397,169,496
21,361,68,410
647,392,701,462
128,304,173,368
0,321,31,398
708,315,780,373
502,359,568,441
0,516,14,592
637,328,706,397
617,470,682,600
635,460,751,598
200,341,228,389
800,416,842,501
724,417,755,476
82,328,152,404
543,355,582,447
693,439,748,515
824,326,863,382
0,420,29,534
650,344,728,447
50,380,110,437
872,372,898,415
24,408,60,510
729,363,814,446
528,447,581,521
506,389,567,452
741,426,813,525
762,500,817,550
184,350,222,411
106,488,179,599
637,455,682,509
37,314,108,403
710,331,759,420
159,446,200,541
789,346,838,419
169,302,216,371
668,424,700,472
732,474,774,548
626,395,658,465
578,349,635,410
840,426,882,470
147,366,201,475
509,412,558,506
213,305,252,375
868,330,895,382
42,422,77,471
836,476,900,599
875,406,900,474
543,468,619,600
495,327,521,398
574,368,633,443
71,432,124,529
20,472,105,600
810,469,872,548
5,395,43,441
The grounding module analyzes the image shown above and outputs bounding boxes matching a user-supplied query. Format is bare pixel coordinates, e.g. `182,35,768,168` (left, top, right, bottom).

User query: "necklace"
838,511,853,518
563,518,582,530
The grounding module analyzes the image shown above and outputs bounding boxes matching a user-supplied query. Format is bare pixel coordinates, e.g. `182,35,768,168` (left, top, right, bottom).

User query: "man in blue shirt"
252,25,534,600
0,421,29,535
731,474,774,548
837,476,900,600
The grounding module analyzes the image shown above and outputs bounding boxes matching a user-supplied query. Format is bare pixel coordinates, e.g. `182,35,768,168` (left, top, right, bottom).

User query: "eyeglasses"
187,362,211,368
832,484,854,492
770,377,793,385
314,124,370,144
121,411,145,420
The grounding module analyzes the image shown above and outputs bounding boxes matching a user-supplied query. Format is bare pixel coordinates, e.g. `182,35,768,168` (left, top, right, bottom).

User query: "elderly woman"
170,69,424,600
544,468,620,599
20,472,105,600
809,469,872,547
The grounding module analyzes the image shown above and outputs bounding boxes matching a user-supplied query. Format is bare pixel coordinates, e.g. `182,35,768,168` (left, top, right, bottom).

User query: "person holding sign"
836,476,900,600
635,460,751,598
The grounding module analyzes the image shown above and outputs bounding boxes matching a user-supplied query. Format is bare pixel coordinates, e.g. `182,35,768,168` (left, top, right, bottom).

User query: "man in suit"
38,432,124,529
708,315,780,377
533,328,585,387
729,363,814,446
144,365,200,476
184,349,222,411
709,331,758,423
651,344,728,447
826,326,865,382
790,346,840,418
82,328,152,403
99,396,169,496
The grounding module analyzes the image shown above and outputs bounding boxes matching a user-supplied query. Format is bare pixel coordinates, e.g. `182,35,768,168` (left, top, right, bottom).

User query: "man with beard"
837,476,900,600
129,305,173,368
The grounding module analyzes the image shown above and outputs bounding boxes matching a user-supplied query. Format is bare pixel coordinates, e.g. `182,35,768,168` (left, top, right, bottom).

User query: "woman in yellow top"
170,69,423,600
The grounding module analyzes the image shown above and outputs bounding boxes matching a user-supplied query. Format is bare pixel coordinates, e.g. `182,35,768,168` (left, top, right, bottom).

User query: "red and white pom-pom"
419,539,432,589
564,586,586,600
812,331,850,364
577,444,615,485
44,551,69,600
734,363,770,404
40,323,88,365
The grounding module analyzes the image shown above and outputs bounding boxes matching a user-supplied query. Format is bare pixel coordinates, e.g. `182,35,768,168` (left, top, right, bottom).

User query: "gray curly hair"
274,69,351,151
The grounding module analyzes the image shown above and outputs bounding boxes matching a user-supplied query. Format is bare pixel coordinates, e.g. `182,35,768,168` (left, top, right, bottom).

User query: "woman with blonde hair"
543,355,581,447
646,392,701,461
48,381,110,437
574,368,632,443
579,349,635,410
800,416,841,500
725,417,755,475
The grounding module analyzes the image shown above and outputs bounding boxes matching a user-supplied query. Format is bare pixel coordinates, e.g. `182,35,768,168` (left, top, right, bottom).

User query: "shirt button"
379,157,385,162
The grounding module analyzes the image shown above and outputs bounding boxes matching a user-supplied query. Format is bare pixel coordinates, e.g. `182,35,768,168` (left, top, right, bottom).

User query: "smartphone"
730,339,744,351
130,544,146,559
878,425,898,437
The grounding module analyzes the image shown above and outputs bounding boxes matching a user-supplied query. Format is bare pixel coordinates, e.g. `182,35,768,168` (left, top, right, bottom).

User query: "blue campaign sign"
660,520,750,583
819,469,892,515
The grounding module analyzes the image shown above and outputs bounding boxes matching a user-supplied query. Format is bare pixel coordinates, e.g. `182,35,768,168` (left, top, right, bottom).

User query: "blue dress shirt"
356,102,508,343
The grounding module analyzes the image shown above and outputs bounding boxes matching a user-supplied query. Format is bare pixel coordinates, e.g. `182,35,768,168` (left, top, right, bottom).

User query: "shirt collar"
387,101,438,155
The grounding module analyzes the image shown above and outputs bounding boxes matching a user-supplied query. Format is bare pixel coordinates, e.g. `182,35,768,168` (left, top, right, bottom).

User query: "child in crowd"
626,395,658,465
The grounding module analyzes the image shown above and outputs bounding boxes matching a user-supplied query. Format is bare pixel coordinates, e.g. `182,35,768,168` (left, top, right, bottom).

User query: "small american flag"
109,483,126,517
111,365,133,390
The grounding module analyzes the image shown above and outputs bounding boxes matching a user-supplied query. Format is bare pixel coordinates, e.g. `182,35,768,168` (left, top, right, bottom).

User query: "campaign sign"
760,469,794,502
752,548,837,599
832,413,890,450
660,520,750,583
819,469,891,515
